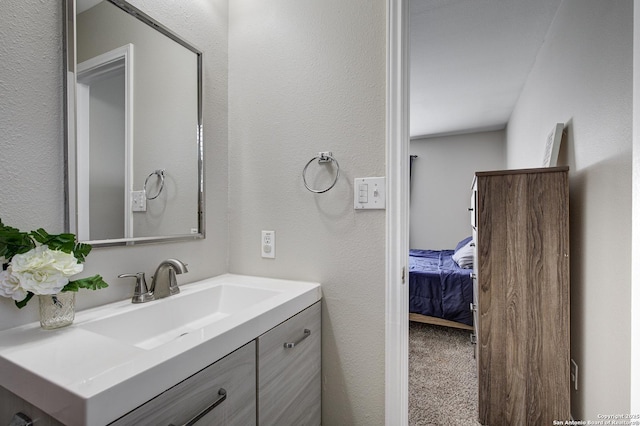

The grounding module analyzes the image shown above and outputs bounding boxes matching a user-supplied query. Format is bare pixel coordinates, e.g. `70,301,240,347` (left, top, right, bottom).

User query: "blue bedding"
409,249,473,326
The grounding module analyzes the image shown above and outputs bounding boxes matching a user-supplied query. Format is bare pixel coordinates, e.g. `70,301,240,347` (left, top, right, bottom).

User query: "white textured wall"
506,0,632,419
0,1,65,234
228,0,386,424
0,0,228,330
409,130,505,250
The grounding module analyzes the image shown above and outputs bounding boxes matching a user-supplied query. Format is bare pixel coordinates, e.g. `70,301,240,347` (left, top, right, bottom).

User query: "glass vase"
39,292,75,330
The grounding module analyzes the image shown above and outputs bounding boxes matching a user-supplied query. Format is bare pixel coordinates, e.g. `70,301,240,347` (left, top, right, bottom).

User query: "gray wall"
228,0,387,424
0,0,229,330
409,130,505,250
505,0,633,419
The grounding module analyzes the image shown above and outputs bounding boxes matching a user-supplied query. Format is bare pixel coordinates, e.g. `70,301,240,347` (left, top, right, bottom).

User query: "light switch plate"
354,177,386,210
131,190,146,212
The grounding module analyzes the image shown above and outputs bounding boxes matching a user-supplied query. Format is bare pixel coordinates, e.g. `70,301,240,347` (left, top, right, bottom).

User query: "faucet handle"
168,268,180,296
118,272,154,303
164,259,188,296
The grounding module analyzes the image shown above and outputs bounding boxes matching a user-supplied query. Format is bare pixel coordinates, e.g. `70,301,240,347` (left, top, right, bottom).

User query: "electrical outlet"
261,230,275,259
570,359,578,390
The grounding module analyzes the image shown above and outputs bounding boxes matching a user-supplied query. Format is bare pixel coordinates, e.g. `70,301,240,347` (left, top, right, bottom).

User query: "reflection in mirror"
68,0,203,246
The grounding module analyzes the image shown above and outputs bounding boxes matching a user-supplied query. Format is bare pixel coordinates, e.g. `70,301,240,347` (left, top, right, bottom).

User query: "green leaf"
14,292,34,309
0,220,35,261
29,228,92,263
30,229,76,254
63,275,109,292
72,242,92,263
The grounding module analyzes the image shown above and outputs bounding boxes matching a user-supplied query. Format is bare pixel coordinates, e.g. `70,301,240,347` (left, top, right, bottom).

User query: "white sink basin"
79,284,280,349
0,274,321,426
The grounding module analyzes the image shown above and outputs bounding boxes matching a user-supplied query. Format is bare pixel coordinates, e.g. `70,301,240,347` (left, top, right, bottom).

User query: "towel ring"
144,169,165,200
302,152,340,193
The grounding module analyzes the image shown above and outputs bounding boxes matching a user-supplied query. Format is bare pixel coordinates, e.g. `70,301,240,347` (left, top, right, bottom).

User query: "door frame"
631,0,640,414
385,0,640,422
385,0,409,424
76,44,134,240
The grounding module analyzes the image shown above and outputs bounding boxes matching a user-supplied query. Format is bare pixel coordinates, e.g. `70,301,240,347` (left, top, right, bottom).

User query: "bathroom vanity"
0,275,322,426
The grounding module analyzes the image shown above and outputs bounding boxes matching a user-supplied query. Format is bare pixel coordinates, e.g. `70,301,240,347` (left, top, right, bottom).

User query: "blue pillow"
455,236,473,253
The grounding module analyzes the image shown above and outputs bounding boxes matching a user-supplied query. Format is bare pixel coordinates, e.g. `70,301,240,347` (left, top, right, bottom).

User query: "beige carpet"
409,322,481,426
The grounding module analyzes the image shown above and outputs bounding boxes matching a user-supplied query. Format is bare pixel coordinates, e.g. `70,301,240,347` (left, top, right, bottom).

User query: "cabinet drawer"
258,301,321,426
110,342,256,426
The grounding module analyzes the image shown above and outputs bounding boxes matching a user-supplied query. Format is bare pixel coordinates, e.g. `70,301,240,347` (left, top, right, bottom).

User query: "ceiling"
410,0,562,138
77,0,561,139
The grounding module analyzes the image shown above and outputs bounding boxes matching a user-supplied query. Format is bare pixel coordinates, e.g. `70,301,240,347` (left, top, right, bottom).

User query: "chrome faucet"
118,272,154,303
150,259,188,299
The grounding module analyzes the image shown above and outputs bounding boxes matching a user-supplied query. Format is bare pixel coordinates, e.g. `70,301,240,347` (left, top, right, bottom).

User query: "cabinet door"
258,302,321,426
110,342,256,426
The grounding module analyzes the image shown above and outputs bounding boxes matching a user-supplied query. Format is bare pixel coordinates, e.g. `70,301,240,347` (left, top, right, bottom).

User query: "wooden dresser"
471,167,570,425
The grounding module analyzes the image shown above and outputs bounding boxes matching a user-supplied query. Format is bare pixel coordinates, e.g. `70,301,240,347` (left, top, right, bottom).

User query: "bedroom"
406,0,634,423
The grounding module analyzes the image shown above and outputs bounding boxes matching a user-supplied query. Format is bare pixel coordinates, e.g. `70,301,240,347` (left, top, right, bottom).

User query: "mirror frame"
64,0,205,247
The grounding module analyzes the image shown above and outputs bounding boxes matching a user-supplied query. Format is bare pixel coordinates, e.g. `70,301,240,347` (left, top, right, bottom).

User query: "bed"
409,237,475,330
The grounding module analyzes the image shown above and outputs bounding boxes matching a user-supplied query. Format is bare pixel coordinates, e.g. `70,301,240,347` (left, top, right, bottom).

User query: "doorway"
76,44,133,241
385,0,640,424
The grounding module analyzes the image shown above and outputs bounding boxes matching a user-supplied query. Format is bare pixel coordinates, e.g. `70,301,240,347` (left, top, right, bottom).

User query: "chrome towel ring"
144,169,165,200
302,151,340,193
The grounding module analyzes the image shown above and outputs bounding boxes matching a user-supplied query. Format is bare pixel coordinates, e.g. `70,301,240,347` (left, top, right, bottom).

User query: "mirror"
66,0,204,246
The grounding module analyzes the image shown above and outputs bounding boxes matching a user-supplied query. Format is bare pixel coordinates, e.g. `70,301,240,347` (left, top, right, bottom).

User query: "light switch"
358,184,368,203
354,177,385,210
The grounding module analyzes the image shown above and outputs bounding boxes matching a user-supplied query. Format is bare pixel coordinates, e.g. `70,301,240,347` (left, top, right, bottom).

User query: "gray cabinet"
110,342,256,426
258,301,321,426
0,386,65,426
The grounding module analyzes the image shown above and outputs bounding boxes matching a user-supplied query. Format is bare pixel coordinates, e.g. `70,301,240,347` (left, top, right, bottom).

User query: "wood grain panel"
475,168,570,425
110,342,256,426
258,302,321,426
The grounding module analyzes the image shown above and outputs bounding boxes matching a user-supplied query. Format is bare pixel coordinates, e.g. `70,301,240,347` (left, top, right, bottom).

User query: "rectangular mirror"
66,0,204,246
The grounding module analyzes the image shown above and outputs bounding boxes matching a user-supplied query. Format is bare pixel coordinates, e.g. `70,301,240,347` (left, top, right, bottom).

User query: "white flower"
10,246,83,295
0,268,27,301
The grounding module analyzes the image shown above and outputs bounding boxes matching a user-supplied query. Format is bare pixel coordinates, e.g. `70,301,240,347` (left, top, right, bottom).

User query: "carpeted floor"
409,322,481,426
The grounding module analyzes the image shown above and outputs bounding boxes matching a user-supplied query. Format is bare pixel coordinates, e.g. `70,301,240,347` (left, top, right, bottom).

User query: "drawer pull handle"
9,413,33,426
170,388,227,426
284,329,311,348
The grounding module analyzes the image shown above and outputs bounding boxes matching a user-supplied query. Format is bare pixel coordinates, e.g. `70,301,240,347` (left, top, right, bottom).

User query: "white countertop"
0,274,322,425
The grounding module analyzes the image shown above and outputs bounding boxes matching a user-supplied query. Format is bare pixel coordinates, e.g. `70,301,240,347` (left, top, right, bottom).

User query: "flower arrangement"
0,219,108,309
